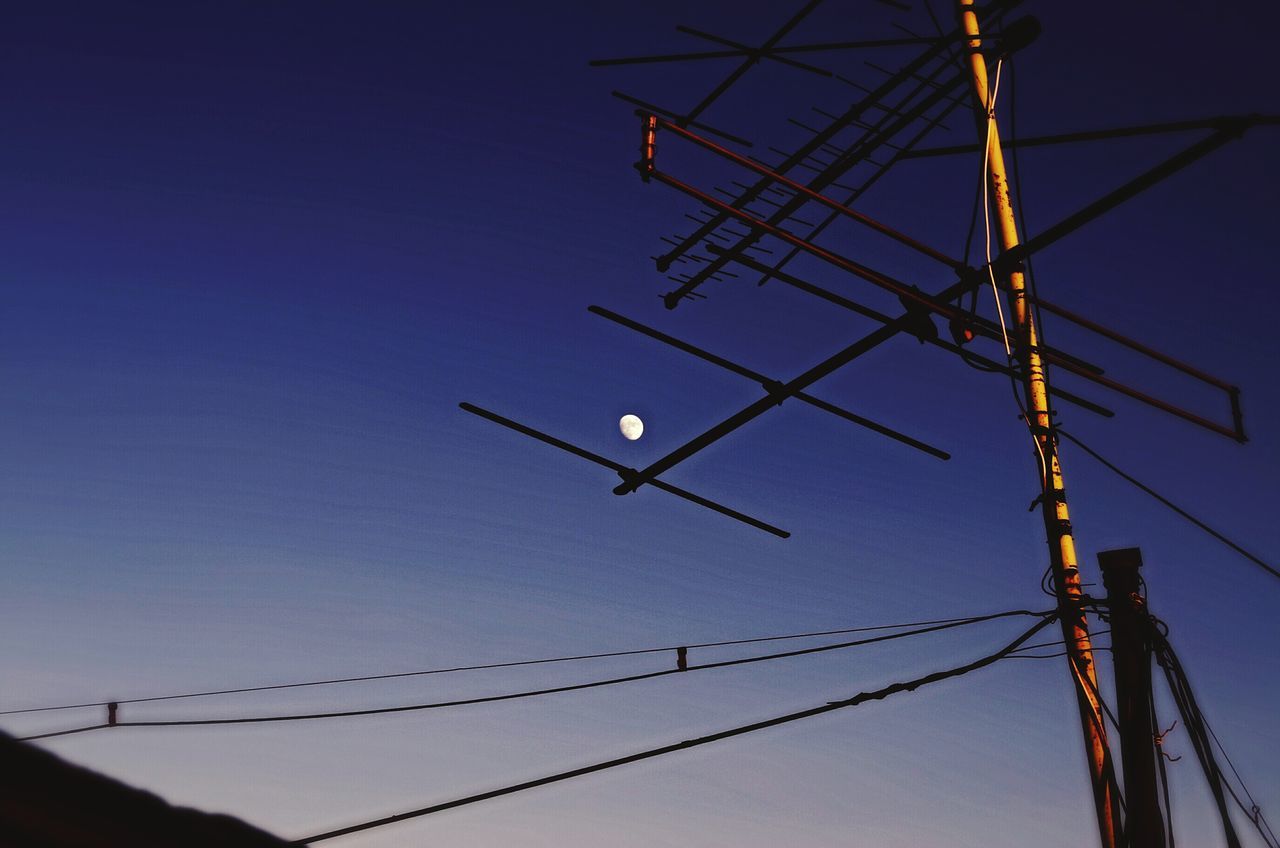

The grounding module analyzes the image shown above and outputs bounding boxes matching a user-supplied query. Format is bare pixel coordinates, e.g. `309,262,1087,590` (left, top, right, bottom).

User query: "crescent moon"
619,414,644,441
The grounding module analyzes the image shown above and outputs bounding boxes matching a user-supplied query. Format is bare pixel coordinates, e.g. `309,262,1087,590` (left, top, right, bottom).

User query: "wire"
1007,629,1112,656
17,723,112,742
1151,696,1178,847
1204,718,1280,847
1057,428,1280,583
1007,55,1056,495
974,51,1050,491
0,612,1018,717
982,57,1011,357
1154,629,1262,848
1008,57,1051,352
13,609,1050,741
1198,696,1280,845
292,613,1058,844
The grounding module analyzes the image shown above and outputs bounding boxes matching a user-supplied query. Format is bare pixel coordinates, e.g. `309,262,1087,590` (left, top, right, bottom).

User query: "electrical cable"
292,613,1058,844
1154,631,1248,848
1153,621,1280,848
982,57,1012,357
1151,693,1177,848
0,612,1020,717
1008,57,1052,353
1007,54,1062,494
1057,428,1280,583
1204,719,1280,847
1006,629,1112,657
972,50,1050,490
13,609,1051,742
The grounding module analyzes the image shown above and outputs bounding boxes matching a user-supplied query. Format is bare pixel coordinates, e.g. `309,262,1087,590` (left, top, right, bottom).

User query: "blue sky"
2,2,1278,845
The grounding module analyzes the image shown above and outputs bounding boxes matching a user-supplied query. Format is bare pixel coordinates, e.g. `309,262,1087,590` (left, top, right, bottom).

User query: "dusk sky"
3,2,1278,845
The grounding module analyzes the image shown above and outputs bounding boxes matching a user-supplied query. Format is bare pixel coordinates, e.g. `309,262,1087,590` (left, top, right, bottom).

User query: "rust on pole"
956,3,1121,846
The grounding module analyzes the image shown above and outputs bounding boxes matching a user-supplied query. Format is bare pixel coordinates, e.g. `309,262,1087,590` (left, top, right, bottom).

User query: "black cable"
17,724,111,742
0,613,1009,717
960,126,983,268
292,614,1058,844
14,609,1050,741
1154,630,1252,848
1151,693,1177,848
1057,428,1280,583
1040,564,1058,598
1007,629,1112,655
1195,672,1279,847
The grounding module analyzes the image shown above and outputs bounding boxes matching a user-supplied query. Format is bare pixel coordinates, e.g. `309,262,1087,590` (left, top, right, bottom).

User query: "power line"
1057,428,1279,582
1204,719,1280,848
1,611,1033,718
293,613,1058,844
15,609,1049,742
1156,629,1278,848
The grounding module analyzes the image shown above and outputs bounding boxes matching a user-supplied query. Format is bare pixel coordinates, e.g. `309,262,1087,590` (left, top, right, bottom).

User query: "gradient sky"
2,2,1278,846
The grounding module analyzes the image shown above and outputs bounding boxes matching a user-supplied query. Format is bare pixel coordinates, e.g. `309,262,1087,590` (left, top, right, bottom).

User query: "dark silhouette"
0,731,294,847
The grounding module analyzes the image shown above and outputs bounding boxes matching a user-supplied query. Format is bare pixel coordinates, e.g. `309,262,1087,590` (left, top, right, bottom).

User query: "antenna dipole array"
462,1,1270,541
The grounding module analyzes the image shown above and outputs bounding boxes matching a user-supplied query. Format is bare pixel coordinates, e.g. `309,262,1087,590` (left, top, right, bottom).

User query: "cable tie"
107,701,118,727
676,647,688,672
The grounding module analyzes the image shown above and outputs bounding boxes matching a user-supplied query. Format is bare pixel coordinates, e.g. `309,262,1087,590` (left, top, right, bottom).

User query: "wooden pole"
1100,547,1166,847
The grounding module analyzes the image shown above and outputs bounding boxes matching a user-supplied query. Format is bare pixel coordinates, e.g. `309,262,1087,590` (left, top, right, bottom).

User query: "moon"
619,414,644,441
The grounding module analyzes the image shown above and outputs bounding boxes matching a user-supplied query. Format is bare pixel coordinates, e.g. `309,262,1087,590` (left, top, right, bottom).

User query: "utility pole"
1100,547,1166,848
957,3,1121,846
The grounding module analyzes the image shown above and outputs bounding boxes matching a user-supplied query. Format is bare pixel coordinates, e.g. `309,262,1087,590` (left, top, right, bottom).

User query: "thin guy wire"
1200,687,1280,846
1057,428,1279,582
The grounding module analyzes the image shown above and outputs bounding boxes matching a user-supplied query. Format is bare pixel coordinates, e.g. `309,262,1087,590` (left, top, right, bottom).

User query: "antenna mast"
959,2,1119,845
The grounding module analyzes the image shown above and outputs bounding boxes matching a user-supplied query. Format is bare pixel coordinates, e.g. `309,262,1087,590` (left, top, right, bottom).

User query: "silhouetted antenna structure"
460,0,1272,541
452,3,1278,846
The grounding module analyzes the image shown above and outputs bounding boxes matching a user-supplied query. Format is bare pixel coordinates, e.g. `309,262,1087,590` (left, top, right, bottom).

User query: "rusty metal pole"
957,4,1120,846
1099,548,1166,848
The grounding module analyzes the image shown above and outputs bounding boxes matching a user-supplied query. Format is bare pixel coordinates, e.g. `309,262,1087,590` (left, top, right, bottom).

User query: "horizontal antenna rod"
899,113,1280,159
681,0,823,125
614,115,1255,494
612,91,752,148
590,35,954,67
673,25,835,78
650,19,974,287
653,8,1036,302
459,403,788,537
641,118,1250,441
612,279,985,496
658,56,975,304
653,115,962,270
715,248,1115,419
587,305,951,460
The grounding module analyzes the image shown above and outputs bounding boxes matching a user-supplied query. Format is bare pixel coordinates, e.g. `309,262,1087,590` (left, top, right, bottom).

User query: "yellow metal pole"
956,4,1120,847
